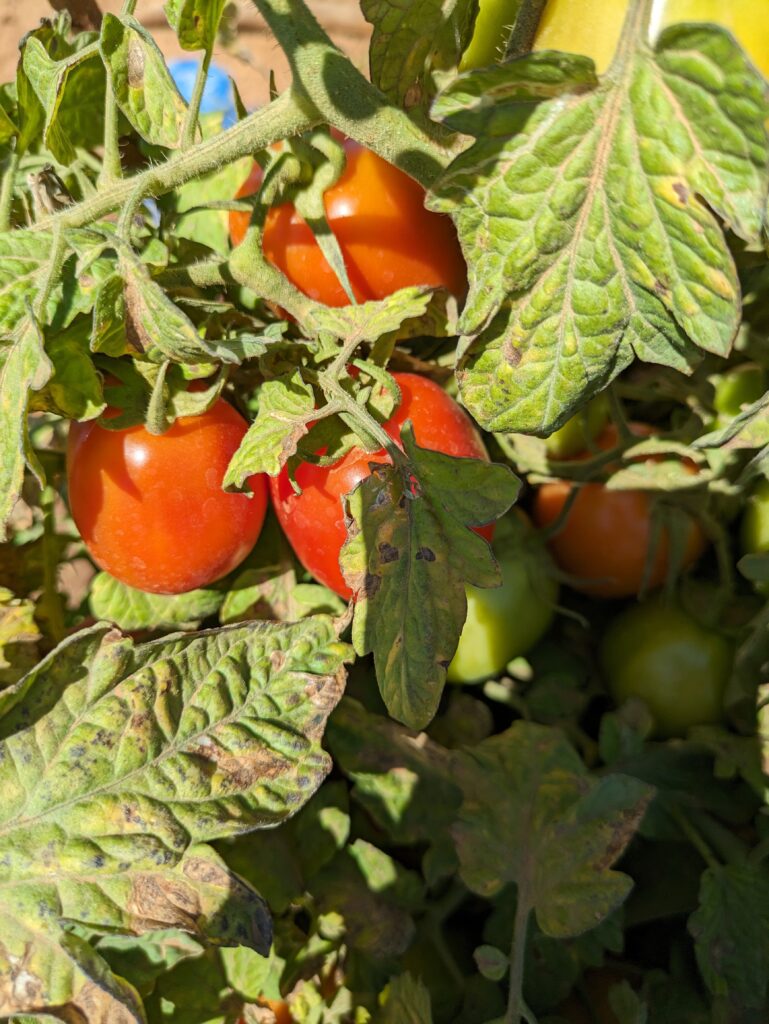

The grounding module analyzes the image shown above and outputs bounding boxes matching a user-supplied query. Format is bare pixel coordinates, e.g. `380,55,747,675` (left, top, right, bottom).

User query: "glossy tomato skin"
713,364,766,424
532,424,706,598
534,0,769,77
68,400,268,595
545,394,610,461
230,140,466,307
447,515,558,684
601,599,732,738
271,372,492,599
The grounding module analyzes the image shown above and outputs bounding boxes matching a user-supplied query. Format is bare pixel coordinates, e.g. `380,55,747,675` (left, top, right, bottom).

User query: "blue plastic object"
169,58,238,128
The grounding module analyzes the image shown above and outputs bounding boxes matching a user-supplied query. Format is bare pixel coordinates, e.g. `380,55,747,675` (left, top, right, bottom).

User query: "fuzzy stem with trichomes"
101,72,123,184
181,46,213,150
505,895,531,1024
505,0,548,61
40,485,66,645
606,0,655,81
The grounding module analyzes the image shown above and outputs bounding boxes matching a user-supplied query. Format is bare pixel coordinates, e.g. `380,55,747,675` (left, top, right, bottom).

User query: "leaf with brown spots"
99,14,188,148
452,721,652,938
340,423,519,729
0,615,350,1019
430,21,769,434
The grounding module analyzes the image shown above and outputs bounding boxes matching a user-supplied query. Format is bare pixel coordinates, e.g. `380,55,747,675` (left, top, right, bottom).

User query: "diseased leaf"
224,370,315,487
303,285,438,342
21,38,104,164
689,862,769,1010
94,928,205,998
89,571,226,631
0,318,53,539
120,248,219,363
91,272,129,355
430,25,769,434
0,615,349,1018
165,0,227,51
362,0,476,122
341,425,519,729
30,317,105,420
452,722,652,937
99,13,188,148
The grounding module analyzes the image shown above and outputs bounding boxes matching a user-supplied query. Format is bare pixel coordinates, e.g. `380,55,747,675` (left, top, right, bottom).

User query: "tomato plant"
532,424,707,597
601,598,732,738
271,371,494,598
230,139,467,307
1,1,769,1023
67,399,268,594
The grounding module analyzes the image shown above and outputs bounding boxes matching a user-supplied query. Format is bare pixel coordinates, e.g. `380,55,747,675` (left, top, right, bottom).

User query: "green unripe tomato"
713,364,766,423
741,476,769,594
447,517,558,684
545,394,610,460
459,0,516,70
601,600,732,739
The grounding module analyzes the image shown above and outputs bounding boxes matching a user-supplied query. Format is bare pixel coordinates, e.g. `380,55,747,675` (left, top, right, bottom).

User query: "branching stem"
182,47,213,150
505,896,531,1024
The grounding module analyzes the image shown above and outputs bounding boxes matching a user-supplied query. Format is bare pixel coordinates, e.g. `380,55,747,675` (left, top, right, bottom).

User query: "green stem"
670,805,720,870
250,0,449,186
320,374,408,466
182,47,213,150
33,89,316,233
505,0,548,61
606,0,654,80
505,897,531,1024
35,225,67,318
0,150,19,232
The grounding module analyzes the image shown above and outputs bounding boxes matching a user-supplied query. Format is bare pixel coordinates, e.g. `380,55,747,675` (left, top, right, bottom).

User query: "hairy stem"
505,896,531,1024
0,150,19,232
505,0,548,61
182,47,213,150
101,70,123,183
33,90,316,233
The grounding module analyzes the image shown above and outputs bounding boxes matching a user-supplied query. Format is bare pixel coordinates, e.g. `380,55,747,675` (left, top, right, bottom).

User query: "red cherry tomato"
229,139,466,306
271,373,493,599
67,399,268,595
532,423,706,598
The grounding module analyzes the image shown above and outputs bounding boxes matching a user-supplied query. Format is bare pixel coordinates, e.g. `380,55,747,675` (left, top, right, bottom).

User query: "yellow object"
534,0,769,77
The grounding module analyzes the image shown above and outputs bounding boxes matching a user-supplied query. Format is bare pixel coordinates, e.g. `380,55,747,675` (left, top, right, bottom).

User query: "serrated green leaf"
0,615,349,1017
341,425,519,729
99,13,188,148
452,722,652,937
91,272,128,355
95,928,205,998
689,862,769,1010
0,318,53,539
695,392,769,451
120,248,219,363
165,0,227,51
379,972,433,1023
89,571,225,631
362,0,476,120
0,84,19,145
225,371,315,487
0,588,40,688
173,155,253,256
21,38,104,164
430,26,769,434
304,285,437,342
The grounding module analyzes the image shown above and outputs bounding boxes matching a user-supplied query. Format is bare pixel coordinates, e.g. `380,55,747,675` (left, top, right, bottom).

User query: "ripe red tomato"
271,372,493,599
229,139,466,306
532,423,706,598
67,399,268,595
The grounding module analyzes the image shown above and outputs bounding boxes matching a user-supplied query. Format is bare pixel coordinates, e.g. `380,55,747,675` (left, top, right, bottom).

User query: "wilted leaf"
30,317,105,420
0,318,53,539
689,862,769,1010
430,26,769,433
89,571,226,631
91,272,129,355
99,13,188,148
165,0,227,51
341,425,519,729
452,722,652,937
0,615,349,1017
224,370,315,487
303,285,438,342
362,0,476,121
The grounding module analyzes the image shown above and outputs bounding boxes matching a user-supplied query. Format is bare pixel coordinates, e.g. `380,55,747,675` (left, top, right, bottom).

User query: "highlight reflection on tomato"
271,373,493,599
67,399,268,595
532,423,706,597
229,139,467,307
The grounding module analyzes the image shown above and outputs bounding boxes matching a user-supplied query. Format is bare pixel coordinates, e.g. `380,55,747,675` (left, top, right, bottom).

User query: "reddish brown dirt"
0,0,372,107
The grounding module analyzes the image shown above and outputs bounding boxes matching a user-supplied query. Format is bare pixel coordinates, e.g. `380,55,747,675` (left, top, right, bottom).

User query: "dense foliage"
1,0,769,1021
